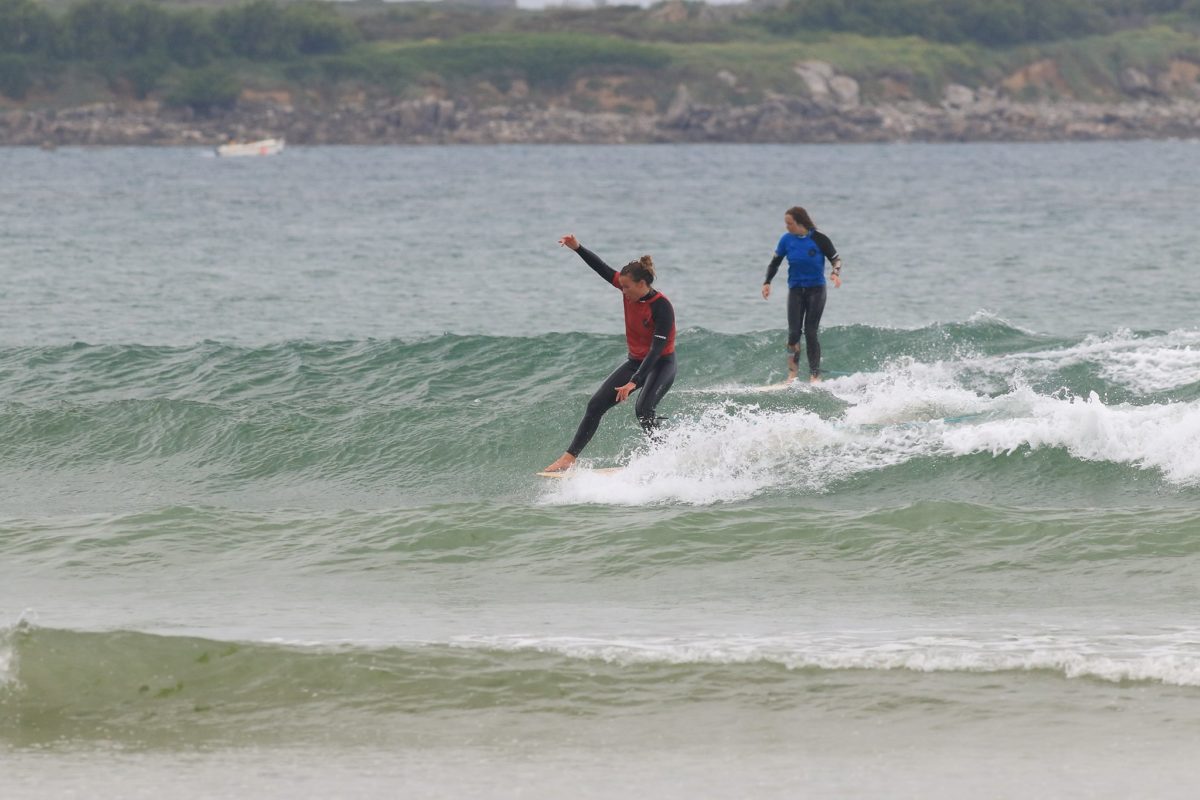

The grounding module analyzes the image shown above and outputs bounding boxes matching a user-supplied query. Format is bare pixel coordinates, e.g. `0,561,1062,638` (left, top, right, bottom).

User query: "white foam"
453,632,1200,687
829,359,989,425
977,328,1200,394
0,650,11,687
538,394,963,506
1101,339,1200,393
965,308,1039,335
0,614,37,688
540,346,1200,506
541,403,847,506
0,630,13,687
942,389,1200,484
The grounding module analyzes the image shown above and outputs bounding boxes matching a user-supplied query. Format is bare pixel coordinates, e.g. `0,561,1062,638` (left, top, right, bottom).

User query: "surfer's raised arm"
559,234,617,284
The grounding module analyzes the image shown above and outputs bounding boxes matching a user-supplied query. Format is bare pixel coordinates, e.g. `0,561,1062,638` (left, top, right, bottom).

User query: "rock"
793,60,834,103
943,84,975,108
649,0,689,24
1120,68,1155,96
1155,59,1200,96
3,86,1200,145
829,75,860,108
1002,59,1072,97
663,84,694,127
508,79,530,99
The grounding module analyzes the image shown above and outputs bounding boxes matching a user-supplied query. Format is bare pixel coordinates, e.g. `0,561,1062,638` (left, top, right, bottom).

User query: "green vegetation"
312,32,670,93
757,0,1108,47
0,53,36,99
2,0,1199,108
166,63,240,111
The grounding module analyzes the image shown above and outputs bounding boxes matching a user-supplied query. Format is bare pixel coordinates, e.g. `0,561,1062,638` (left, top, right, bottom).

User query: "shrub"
167,65,241,113
0,0,57,56
399,33,671,89
0,53,33,98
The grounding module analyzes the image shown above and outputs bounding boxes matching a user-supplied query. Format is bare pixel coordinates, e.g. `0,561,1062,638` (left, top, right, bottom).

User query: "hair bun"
620,254,657,285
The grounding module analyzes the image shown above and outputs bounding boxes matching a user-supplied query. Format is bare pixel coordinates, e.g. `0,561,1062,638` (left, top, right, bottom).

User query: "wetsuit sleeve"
575,246,618,285
630,297,675,388
812,231,839,263
764,254,784,284
765,233,788,284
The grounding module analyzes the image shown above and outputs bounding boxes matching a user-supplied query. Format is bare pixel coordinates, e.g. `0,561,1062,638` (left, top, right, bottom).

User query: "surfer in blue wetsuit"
762,206,842,383
542,234,678,474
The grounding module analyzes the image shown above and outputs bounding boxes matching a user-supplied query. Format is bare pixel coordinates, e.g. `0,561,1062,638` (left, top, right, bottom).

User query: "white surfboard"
747,380,825,393
536,466,625,479
748,382,797,393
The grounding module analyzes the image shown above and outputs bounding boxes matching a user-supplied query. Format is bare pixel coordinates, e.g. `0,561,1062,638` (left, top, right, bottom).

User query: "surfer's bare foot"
786,350,800,384
809,374,822,384
543,453,576,473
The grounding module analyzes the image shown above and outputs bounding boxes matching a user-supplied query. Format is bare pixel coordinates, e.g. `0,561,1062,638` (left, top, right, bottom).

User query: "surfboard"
536,466,625,479
748,381,798,393
748,380,825,393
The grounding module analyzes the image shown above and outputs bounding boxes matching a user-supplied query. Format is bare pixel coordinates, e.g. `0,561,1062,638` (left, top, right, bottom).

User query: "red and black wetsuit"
565,246,678,457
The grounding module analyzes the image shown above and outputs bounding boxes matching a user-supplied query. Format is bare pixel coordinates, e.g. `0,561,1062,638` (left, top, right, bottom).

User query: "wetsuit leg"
786,288,805,375
786,288,805,348
634,354,677,437
566,359,638,457
801,286,827,377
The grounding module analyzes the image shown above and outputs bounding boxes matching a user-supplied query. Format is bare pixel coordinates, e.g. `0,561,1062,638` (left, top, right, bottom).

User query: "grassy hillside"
2,0,1200,109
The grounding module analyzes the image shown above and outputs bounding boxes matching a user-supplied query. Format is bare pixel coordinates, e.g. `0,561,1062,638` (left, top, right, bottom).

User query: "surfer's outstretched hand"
543,452,576,473
614,382,636,403
559,234,580,250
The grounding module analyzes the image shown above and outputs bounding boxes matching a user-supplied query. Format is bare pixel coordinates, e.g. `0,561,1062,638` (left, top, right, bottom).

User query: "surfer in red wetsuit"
542,234,678,474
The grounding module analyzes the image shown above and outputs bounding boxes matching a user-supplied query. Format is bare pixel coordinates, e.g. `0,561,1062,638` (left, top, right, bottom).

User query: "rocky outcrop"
793,60,860,109
5,58,1200,146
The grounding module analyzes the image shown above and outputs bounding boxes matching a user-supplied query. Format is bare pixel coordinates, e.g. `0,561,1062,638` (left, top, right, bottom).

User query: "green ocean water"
2,143,1200,797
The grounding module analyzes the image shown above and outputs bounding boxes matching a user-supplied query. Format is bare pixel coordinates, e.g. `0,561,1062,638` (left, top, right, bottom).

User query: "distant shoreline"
5,94,1200,147
7,0,1200,147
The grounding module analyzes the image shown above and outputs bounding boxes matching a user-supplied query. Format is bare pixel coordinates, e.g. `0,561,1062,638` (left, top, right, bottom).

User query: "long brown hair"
620,254,656,285
786,206,816,230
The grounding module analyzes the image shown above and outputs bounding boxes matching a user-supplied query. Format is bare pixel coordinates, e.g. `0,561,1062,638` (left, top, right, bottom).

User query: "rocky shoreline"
7,93,1200,147
6,60,1200,146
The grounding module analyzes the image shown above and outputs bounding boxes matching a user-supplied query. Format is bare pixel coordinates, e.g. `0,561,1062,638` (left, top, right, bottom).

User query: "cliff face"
5,59,1200,146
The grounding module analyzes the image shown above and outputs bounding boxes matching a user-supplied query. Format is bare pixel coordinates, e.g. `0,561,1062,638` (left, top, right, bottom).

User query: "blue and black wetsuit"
566,246,677,457
764,229,839,378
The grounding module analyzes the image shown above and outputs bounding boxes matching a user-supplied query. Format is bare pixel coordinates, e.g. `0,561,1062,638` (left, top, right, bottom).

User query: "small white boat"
215,137,285,157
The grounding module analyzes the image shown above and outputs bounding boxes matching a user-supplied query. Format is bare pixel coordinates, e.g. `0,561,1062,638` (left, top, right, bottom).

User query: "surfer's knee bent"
634,390,654,420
